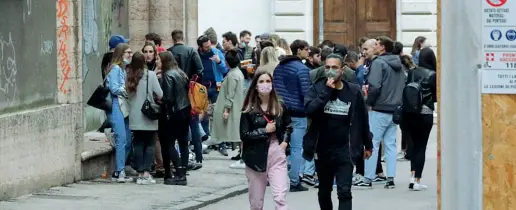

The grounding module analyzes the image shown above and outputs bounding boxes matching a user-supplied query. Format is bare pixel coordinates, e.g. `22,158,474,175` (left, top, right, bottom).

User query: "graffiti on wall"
23,0,32,23
82,0,99,78
0,32,18,105
57,0,71,94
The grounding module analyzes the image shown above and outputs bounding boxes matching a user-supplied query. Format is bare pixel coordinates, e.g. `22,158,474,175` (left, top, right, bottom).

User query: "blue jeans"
188,114,203,162
288,117,307,185
201,86,226,149
109,97,132,172
364,111,397,180
300,159,316,176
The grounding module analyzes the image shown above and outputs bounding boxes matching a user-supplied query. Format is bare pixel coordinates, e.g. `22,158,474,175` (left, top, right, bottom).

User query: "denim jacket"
107,64,129,117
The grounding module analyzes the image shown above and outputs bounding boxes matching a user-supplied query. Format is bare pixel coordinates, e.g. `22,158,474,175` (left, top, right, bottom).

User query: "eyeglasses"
324,65,341,70
124,51,133,55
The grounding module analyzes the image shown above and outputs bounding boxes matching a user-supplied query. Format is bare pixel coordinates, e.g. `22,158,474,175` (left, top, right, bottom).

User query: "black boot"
163,167,177,185
172,167,187,186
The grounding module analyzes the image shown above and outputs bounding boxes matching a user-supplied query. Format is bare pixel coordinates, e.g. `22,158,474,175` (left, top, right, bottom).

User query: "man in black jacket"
167,30,205,168
303,54,372,210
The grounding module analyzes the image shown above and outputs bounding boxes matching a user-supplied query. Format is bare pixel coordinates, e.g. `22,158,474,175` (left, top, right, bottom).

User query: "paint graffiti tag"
57,0,71,94
0,32,18,104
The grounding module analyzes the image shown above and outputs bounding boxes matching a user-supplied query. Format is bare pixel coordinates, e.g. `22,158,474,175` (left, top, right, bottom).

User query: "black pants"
158,109,191,177
316,159,354,210
132,130,156,172
404,113,433,178
355,145,383,175
400,119,413,159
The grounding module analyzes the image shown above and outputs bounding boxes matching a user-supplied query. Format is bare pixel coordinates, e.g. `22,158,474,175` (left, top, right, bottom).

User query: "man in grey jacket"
355,36,405,189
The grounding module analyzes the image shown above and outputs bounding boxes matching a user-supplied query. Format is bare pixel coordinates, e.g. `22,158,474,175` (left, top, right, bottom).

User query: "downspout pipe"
318,0,324,44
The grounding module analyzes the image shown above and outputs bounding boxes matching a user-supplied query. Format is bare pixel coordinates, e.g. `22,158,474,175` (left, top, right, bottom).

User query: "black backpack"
402,71,423,113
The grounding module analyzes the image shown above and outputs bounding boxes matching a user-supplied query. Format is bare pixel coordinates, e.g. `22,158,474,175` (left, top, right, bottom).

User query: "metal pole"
318,0,324,44
440,0,482,209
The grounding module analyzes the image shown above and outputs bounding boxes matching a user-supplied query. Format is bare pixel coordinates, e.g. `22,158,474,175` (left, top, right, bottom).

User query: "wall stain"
57,0,71,94
0,32,18,105
23,0,32,23
82,0,99,79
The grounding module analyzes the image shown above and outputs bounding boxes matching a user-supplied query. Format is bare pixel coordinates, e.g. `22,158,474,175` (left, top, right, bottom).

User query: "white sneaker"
229,160,246,169
139,176,156,185
203,136,222,146
117,171,133,183
136,177,143,185
413,183,427,191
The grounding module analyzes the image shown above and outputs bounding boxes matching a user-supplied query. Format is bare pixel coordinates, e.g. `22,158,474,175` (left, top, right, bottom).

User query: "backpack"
402,71,423,113
188,75,209,115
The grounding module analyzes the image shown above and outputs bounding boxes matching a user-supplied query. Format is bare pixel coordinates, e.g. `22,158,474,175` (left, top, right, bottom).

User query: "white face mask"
257,83,272,94
123,58,131,65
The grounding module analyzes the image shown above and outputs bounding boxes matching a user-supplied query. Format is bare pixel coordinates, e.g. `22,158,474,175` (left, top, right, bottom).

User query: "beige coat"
211,67,245,143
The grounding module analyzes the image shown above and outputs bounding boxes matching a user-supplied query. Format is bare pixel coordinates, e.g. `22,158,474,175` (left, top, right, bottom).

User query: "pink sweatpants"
245,139,289,210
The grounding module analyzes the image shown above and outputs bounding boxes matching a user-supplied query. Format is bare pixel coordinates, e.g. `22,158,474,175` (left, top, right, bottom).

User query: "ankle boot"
164,167,178,185
173,167,187,186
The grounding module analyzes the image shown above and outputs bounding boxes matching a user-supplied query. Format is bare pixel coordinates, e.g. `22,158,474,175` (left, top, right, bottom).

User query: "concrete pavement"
0,151,249,210
201,125,438,210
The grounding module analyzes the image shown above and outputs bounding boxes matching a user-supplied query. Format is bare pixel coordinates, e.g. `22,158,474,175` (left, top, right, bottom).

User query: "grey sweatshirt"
366,53,406,112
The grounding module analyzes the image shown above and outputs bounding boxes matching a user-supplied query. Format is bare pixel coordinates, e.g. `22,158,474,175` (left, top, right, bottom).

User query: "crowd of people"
92,28,437,210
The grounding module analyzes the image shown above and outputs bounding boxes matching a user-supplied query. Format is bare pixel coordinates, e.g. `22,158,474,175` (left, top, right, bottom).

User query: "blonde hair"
107,43,130,75
270,34,281,47
260,47,279,66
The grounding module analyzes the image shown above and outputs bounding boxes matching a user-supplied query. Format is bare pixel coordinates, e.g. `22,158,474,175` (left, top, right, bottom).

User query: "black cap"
333,44,348,57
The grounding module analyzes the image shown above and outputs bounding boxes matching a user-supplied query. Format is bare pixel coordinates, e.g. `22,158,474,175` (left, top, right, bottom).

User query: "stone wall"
0,0,83,200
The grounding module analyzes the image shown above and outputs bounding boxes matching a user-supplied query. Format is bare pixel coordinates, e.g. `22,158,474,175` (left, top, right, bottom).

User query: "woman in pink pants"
239,71,293,210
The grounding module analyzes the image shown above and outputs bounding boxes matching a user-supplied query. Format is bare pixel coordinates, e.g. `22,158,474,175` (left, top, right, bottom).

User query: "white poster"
481,0,516,94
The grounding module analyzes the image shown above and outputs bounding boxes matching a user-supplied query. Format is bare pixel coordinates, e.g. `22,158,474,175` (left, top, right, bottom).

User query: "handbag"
141,70,161,120
87,77,112,111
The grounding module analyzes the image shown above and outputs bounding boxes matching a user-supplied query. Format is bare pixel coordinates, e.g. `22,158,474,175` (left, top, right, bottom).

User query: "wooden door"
313,0,396,48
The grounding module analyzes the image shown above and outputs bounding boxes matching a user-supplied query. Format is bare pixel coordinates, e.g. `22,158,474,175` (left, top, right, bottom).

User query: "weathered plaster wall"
82,0,129,131
0,0,58,114
0,0,83,200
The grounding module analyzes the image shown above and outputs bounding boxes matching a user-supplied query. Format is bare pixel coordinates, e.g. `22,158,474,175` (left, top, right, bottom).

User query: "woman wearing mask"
210,49,246,168
156,51,192,186
240,70,292,210
400,55,436,191
107,43,134,182
255,46,279,76
126,52,163,184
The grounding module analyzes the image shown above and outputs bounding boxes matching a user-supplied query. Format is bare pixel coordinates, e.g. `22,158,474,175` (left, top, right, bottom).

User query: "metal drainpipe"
318,0,324,44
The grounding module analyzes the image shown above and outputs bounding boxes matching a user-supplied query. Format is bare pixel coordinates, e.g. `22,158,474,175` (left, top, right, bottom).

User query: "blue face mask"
123,58,131,65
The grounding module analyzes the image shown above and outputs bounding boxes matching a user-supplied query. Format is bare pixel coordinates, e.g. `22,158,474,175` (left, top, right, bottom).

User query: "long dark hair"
242,71,283,116
125,52,146,93
158,51,187,78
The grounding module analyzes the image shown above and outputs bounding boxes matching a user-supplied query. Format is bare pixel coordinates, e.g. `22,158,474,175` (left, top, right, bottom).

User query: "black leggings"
158,110,191,177
355,144,384,176
400,119,412,159
404,113,433,178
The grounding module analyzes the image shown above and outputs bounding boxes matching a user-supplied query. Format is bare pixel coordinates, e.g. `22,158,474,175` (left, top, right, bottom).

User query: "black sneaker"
373,175,387,182
301,174,316,186
353,180,372,188
409,183,414,190
231,154,241,160
111,171,119,181
385,181,395,189
290,183,309,192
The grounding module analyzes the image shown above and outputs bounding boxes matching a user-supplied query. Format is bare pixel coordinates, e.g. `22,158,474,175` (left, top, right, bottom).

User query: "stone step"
81,132,113,181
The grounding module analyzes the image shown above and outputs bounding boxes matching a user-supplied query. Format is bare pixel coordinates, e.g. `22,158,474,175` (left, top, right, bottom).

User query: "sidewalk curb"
174,185,248,210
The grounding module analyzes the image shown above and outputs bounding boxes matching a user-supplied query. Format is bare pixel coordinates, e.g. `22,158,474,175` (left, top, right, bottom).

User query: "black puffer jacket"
240,104,293,172
160,69,190,119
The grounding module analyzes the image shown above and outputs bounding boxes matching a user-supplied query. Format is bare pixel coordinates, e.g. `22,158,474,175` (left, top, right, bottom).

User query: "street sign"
482,0,516,94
